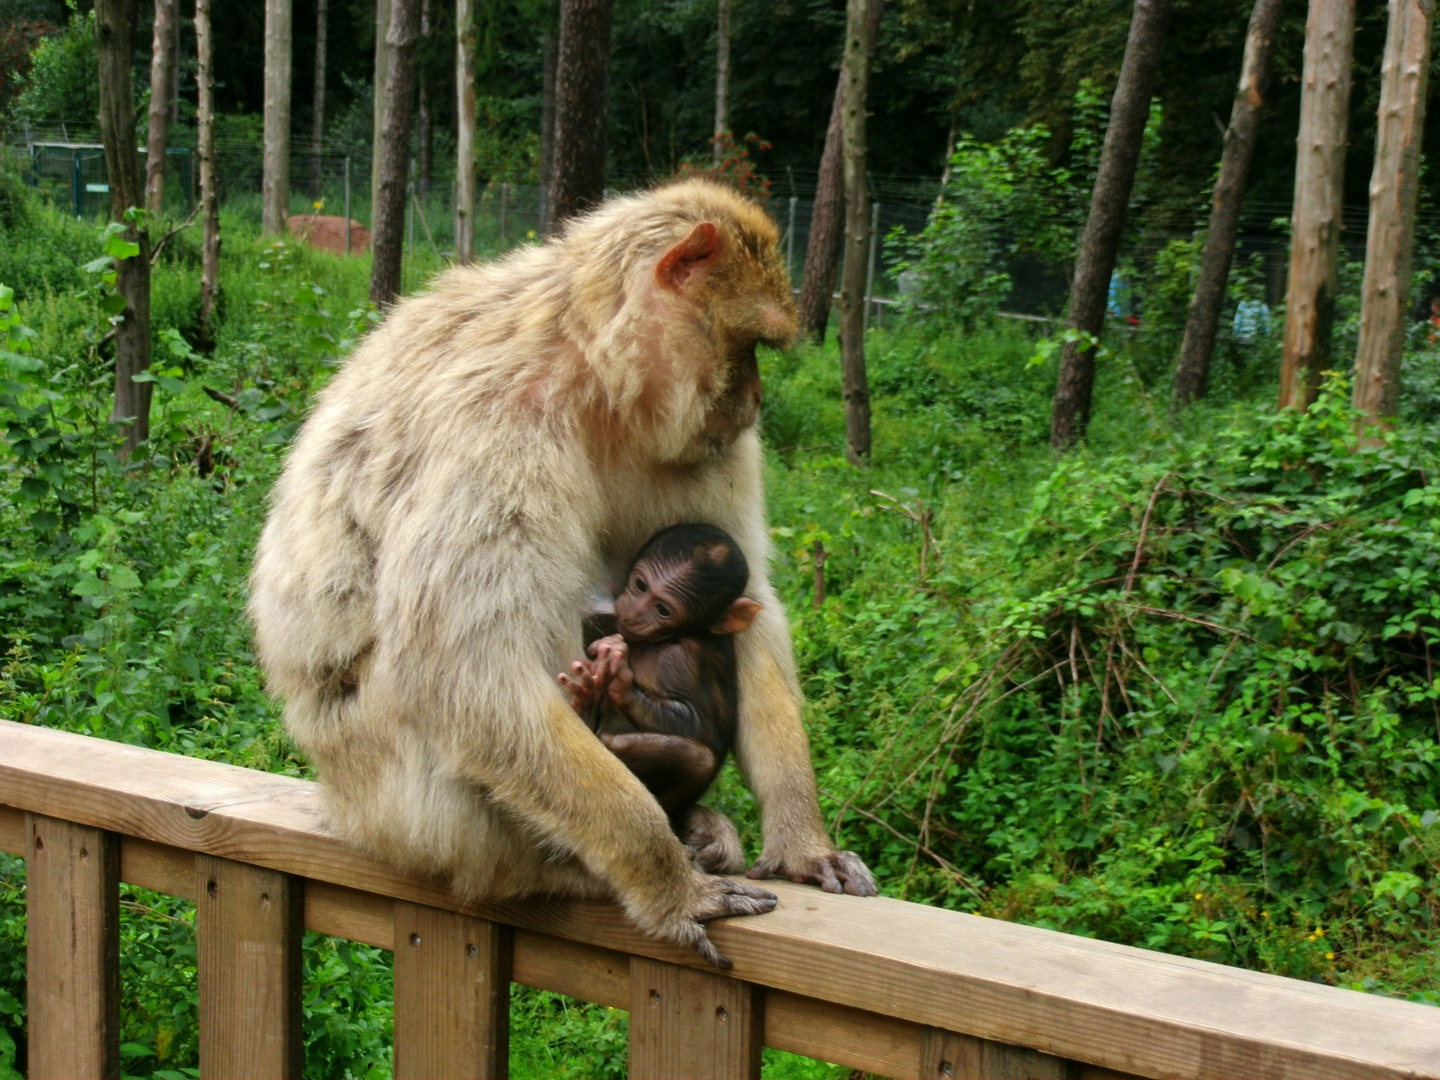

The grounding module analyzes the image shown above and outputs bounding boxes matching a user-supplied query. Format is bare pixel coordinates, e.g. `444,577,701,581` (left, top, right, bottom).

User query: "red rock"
287,214,371,256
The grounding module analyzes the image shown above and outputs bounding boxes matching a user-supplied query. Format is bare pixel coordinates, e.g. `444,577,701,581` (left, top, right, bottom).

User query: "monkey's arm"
714,439,877,897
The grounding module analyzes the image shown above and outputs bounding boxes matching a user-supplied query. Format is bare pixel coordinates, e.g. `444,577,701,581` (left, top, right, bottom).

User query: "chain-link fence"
22,122,1395,331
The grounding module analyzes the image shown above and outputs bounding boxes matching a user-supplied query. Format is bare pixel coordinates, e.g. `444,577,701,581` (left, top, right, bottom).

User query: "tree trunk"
96,0,152,456
197,0,220,344
538,30,558,234
1353,0,1431,430
1278,0,1355,411
839,0,873,466
312,0,328,198
796,0,883,344
550,0,615,226
417,0,433,198
371,0,420,305
1050,0,1173,449
714,0,730,167
145,0,175,217
372,0,392,221
456,0,476,262
1172,0,1283,407
262,0,293,234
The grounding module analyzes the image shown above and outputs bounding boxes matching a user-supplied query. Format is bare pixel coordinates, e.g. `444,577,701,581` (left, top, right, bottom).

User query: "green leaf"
18,476,49,502
104,234,140,261
99,292,128,315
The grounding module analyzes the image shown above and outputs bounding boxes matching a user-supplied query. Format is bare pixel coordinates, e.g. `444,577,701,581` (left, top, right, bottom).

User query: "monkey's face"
650,195,798,456
614,557,690,642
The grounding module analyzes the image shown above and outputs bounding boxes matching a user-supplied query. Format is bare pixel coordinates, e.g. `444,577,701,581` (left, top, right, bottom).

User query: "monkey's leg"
675,804,746,876
599,732,717,817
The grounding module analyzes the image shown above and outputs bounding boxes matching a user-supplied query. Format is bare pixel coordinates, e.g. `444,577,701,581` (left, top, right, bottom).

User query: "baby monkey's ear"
711,597,762,635
656,222,720,292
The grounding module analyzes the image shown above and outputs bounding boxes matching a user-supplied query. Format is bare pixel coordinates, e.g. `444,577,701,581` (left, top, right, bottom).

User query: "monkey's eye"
635,577,648,593
656,602,672,620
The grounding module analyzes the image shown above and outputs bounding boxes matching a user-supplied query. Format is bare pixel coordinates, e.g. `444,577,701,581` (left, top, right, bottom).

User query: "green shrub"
12,11,96,124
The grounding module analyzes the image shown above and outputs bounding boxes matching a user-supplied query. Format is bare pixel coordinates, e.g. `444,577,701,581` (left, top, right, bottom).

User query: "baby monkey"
559,525,760,871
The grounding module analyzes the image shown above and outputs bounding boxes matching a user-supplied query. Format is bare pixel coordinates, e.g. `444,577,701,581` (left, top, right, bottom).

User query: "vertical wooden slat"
392,900,512,1080
25,813,120,1080
629,956,762,1080
196,855,303,1080
921,1026,1077,1080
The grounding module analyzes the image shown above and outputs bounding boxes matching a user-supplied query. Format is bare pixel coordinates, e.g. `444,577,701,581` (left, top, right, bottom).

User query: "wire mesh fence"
11,122,1372,333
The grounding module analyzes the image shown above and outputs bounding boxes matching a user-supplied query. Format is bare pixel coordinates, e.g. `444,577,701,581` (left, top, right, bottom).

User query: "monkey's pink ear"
656,222,720,292
711,597,762,635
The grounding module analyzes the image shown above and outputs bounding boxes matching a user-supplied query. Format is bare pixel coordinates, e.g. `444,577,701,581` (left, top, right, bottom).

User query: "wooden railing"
1,718,1437,1080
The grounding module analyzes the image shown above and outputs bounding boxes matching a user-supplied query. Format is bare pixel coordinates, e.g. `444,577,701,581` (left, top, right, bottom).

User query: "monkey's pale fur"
250,181,864,956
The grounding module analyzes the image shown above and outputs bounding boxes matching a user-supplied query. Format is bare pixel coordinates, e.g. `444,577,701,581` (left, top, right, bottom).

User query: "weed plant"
0,168,1435,1077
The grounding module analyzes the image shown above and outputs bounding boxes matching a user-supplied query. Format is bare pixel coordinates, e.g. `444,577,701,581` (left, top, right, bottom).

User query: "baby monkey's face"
614,556,690,642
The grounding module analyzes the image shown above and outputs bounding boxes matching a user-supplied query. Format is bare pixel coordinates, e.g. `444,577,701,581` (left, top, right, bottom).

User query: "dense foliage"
0,162,1435,1080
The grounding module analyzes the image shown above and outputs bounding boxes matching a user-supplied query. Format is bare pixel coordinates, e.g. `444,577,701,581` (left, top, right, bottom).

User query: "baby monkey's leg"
600,732,717,817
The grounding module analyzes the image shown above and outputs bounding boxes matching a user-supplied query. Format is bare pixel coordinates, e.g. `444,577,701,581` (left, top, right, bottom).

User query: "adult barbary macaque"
250,180,876,970
561,524,760,874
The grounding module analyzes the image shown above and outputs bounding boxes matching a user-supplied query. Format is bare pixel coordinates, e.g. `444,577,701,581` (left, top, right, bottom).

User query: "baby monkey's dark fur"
559,525,761,847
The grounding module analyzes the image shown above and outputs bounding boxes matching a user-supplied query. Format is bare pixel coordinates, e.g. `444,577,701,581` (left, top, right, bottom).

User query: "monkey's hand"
659,873,777,970
746,850,878,897
587,634,634,705
557,660,603,716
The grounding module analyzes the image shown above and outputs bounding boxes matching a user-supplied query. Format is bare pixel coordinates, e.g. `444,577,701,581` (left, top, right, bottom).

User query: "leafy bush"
12,11,96,124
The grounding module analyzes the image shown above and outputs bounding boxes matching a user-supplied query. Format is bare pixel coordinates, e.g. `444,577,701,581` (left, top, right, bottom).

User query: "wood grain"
392,901,511,1080
630,956,763,1079
26,814,120,1080
766,991,921,1078
5,720,1440,1079
0,804,22,856
196,855,303,1079
922,1026,1077,1079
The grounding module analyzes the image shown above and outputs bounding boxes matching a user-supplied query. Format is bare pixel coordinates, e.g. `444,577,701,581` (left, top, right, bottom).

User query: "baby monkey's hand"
558,658,604,717
587,634,634,705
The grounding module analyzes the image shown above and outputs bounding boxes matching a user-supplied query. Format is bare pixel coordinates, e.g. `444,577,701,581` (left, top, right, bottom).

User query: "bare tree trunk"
1353,0,1432,430
550,0,615,225
371,0,420,305
146,0,175,217
456,0,476,262
417,0,433,197
312,0,328,198
538,30,558,234
1172,0,1283,407
714,0,730,167
839,0,873,466
1050,0,1173,449
170,8,180,122
197,0,220,344
372,0,392,221
1278,0,1355,411
262,0,293,234
796,0,883,344
96,0,152,456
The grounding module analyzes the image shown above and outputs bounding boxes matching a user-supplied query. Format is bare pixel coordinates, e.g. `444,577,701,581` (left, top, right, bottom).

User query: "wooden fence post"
26,814,120,1080
629,956,762,1079
392,901,512,1079
196,856,304,1079
921,1026,1076,1079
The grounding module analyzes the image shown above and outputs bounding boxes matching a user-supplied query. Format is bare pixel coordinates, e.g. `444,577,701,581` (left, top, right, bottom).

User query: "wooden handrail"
1,718,1437,1079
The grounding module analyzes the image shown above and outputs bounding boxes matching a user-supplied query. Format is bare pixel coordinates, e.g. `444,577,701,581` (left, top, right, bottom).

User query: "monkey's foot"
677,805,746,875
747,849,878,897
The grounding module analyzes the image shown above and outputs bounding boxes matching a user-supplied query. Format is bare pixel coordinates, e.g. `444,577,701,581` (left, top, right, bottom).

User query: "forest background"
0,0,1439,1077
